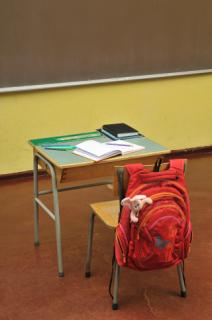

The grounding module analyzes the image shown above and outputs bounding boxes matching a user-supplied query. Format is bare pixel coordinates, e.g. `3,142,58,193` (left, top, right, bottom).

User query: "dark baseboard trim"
167,145,212,158
0,169,47,181
1,145,211,181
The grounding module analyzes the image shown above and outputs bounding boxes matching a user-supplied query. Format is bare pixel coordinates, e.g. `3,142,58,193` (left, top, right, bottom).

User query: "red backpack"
115,159,192,271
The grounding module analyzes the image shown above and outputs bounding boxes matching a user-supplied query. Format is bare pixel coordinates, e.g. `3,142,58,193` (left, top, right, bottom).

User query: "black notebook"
101,123,139,139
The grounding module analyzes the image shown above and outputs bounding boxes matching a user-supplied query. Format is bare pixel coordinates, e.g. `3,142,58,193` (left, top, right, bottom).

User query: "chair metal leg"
112,261,120,310
85,211,95,277
177,263,187,297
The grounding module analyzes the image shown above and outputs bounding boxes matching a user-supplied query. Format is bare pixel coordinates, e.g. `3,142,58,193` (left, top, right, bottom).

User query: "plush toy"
121,195,153,223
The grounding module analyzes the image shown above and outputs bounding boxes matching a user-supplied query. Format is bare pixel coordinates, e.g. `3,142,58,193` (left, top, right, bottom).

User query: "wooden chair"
85,162,187,310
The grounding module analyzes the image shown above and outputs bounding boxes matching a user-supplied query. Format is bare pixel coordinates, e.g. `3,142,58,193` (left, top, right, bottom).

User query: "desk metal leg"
33,153,64,277
51,167,64,277
33,155,40,246
33,152,112,277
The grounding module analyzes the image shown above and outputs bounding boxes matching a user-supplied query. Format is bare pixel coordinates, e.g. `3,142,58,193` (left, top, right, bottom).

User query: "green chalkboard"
1,0,212,90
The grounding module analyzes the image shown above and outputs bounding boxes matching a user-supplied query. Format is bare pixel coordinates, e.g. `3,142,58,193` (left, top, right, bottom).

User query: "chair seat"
90,200,119,228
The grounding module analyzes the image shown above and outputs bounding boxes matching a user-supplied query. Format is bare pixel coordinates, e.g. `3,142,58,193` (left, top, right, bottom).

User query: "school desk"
29,133,170,276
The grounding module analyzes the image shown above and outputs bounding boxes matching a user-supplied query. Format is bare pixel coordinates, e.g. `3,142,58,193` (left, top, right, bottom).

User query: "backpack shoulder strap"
169,159,186,174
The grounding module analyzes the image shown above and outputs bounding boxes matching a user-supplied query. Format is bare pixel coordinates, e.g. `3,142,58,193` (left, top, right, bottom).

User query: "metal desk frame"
33,152,112,277
31,136,170,277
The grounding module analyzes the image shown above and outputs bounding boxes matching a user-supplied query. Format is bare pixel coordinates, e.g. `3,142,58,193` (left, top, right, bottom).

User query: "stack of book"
100,123,142,140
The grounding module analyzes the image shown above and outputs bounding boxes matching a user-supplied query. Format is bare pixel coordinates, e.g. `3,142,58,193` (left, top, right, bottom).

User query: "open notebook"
73,139,145,161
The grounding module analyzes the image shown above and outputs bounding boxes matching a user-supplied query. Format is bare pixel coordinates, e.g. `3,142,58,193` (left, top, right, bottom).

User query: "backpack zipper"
151,192,187,212
136,203,184,240
149,215,181,230
115,233,127,264
140,203,185,228
129,180,188,201
119,223,128,244
139,192,186,223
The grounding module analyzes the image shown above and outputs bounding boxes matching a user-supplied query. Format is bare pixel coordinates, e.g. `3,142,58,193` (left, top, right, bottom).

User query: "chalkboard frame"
0,69,212,93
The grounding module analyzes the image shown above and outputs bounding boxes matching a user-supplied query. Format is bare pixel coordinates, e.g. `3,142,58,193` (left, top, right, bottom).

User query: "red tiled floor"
0,156,212,320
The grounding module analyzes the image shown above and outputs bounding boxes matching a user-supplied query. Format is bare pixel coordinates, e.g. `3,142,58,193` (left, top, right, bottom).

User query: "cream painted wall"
0,74,212,174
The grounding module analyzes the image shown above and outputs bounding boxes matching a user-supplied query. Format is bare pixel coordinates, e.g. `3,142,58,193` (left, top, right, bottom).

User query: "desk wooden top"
29,134,170,170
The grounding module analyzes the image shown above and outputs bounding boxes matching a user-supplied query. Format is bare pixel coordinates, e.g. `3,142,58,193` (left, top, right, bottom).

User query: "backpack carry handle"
139,159,186,183
139,171,179,183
